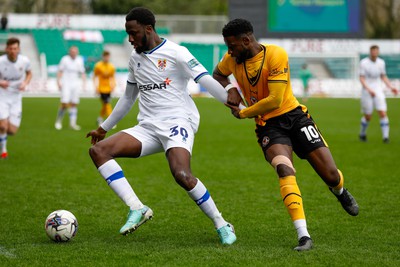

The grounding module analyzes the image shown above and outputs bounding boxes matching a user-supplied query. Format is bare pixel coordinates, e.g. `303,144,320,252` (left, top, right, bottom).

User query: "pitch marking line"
0,246,17,259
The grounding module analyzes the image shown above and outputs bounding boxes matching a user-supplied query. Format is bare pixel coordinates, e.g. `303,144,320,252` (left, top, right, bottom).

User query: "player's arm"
212,66,242,106
19,69,32,91
86,82,139,144
381,74,398,95
56,70,63,90
359,75,375,97
230,82,284,119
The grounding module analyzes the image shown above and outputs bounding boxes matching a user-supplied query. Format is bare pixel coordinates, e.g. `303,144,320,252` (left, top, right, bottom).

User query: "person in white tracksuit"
359,45,398,143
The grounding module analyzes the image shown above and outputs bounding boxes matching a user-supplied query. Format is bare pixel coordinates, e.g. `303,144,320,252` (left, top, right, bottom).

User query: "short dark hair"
370,45,379,50
126,7,156,29
102,50,110,56
6,37,20,47
222,18,253,38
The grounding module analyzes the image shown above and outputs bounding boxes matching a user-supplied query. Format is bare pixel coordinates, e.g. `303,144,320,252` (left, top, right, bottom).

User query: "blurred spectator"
299,64,312,102
1,14,8,31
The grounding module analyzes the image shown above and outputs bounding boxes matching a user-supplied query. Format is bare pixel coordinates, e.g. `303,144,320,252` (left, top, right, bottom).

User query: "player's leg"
263,143,312,251
68,87,81,130
166,147,236,245
0,119,8,159
375,94,389,143
98,94,106,125
360,92,373,141
89,130,155,235
55,87,71,130
306,147,359,216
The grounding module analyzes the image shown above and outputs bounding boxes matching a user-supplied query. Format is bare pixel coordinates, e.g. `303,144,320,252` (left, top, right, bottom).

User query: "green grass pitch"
0,97,399,266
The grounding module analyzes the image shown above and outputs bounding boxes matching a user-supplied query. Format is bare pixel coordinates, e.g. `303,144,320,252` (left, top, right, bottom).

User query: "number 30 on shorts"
169,126,189,140
300,125,320,141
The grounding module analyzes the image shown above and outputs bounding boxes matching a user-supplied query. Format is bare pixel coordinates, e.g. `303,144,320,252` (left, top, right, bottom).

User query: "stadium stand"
32,29,67,66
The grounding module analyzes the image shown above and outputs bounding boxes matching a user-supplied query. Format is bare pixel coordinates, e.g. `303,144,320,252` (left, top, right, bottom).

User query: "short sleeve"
267,46,289,82
127,56,136,84
359,60,366,76
216,52,233,77
58,57,66,71
177,46,208,82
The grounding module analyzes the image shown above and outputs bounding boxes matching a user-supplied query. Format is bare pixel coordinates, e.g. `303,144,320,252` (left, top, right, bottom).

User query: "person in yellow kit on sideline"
93,50,116,126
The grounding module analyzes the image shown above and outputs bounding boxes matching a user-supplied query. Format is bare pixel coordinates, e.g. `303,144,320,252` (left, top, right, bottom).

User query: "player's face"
224,35,250,64
69,47,79,59
6,43,20,62
125,20,151,54
370,48,379,61
103,54,110,63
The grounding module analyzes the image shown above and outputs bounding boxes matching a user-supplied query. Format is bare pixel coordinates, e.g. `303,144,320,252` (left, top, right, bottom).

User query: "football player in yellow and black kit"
213,19,359,251
93,51,116,126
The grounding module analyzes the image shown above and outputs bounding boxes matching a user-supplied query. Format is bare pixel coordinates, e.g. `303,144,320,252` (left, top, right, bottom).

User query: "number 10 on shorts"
300,125,321,143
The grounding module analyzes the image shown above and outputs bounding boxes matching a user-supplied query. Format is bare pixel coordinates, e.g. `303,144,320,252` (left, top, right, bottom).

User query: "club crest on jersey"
157,59,167,72
262,136,270,147
187,58,200,69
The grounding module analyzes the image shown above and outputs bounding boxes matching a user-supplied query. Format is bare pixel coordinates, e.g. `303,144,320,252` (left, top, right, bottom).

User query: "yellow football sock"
105,103,113,117
331,169,344,195
279,175,305,221
100,103,107,118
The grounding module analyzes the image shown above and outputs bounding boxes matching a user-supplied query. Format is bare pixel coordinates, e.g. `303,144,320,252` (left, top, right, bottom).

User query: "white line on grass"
0,246,17,259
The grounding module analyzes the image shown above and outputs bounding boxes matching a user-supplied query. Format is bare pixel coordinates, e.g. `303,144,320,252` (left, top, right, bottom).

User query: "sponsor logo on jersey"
187,58,200,69
269,67,288,76
262,136,270,147
157,59,167,72
138,78,172,91
250,96,257,105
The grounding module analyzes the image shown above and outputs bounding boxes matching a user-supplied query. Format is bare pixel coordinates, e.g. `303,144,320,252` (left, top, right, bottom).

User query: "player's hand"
368,90,375,97
391,87,398,95
86,127,107,145
0,80,9,89
227,87,242,106
19,81,27,91
225,103,242,119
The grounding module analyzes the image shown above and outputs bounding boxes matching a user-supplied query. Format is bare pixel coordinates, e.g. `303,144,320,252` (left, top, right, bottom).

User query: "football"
45,210,78,242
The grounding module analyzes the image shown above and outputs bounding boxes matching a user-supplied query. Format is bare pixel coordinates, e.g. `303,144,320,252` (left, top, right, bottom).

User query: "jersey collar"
144,38,166,55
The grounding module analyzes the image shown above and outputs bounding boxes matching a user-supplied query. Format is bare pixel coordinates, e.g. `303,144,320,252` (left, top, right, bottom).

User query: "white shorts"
0,91,22,127
361,90,387,114
122,119,196,157
61,85,80,104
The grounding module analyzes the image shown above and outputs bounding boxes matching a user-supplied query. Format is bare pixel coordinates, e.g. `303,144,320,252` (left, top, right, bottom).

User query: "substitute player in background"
359,45,398,143
55,46,86,131
0,37,32,159
93,50,116,126
213,19,359,251
87,7,238,245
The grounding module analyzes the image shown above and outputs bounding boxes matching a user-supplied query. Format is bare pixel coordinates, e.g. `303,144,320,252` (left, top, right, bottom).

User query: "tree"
90,0,227,15
365,0,400,38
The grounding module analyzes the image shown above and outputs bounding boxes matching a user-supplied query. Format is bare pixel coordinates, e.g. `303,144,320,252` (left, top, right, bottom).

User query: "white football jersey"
127,38,208,131
0,54,31,94
359,57,386,93
58,55,85,85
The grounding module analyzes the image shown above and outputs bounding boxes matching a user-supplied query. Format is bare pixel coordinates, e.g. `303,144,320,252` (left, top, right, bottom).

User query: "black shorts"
100,93,111,103
255,106,328,159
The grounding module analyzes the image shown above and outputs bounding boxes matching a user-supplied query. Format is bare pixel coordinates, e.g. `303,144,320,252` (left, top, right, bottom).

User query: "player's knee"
89,144,106,161
172,169,196,190
271,155,295,177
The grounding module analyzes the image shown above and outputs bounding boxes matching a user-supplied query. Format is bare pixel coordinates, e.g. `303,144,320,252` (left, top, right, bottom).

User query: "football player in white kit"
0,37,32,159
55,46,86,130
86,7,238,245
359,45,398,143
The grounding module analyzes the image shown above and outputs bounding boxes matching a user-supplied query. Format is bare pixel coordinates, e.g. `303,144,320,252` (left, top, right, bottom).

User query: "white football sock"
0,133,7,153
380,116,389,139
98,160,144,210
56,107,66,122
294,219,310,240
360,116,369,136
187,178,227,229
69,106,78,126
